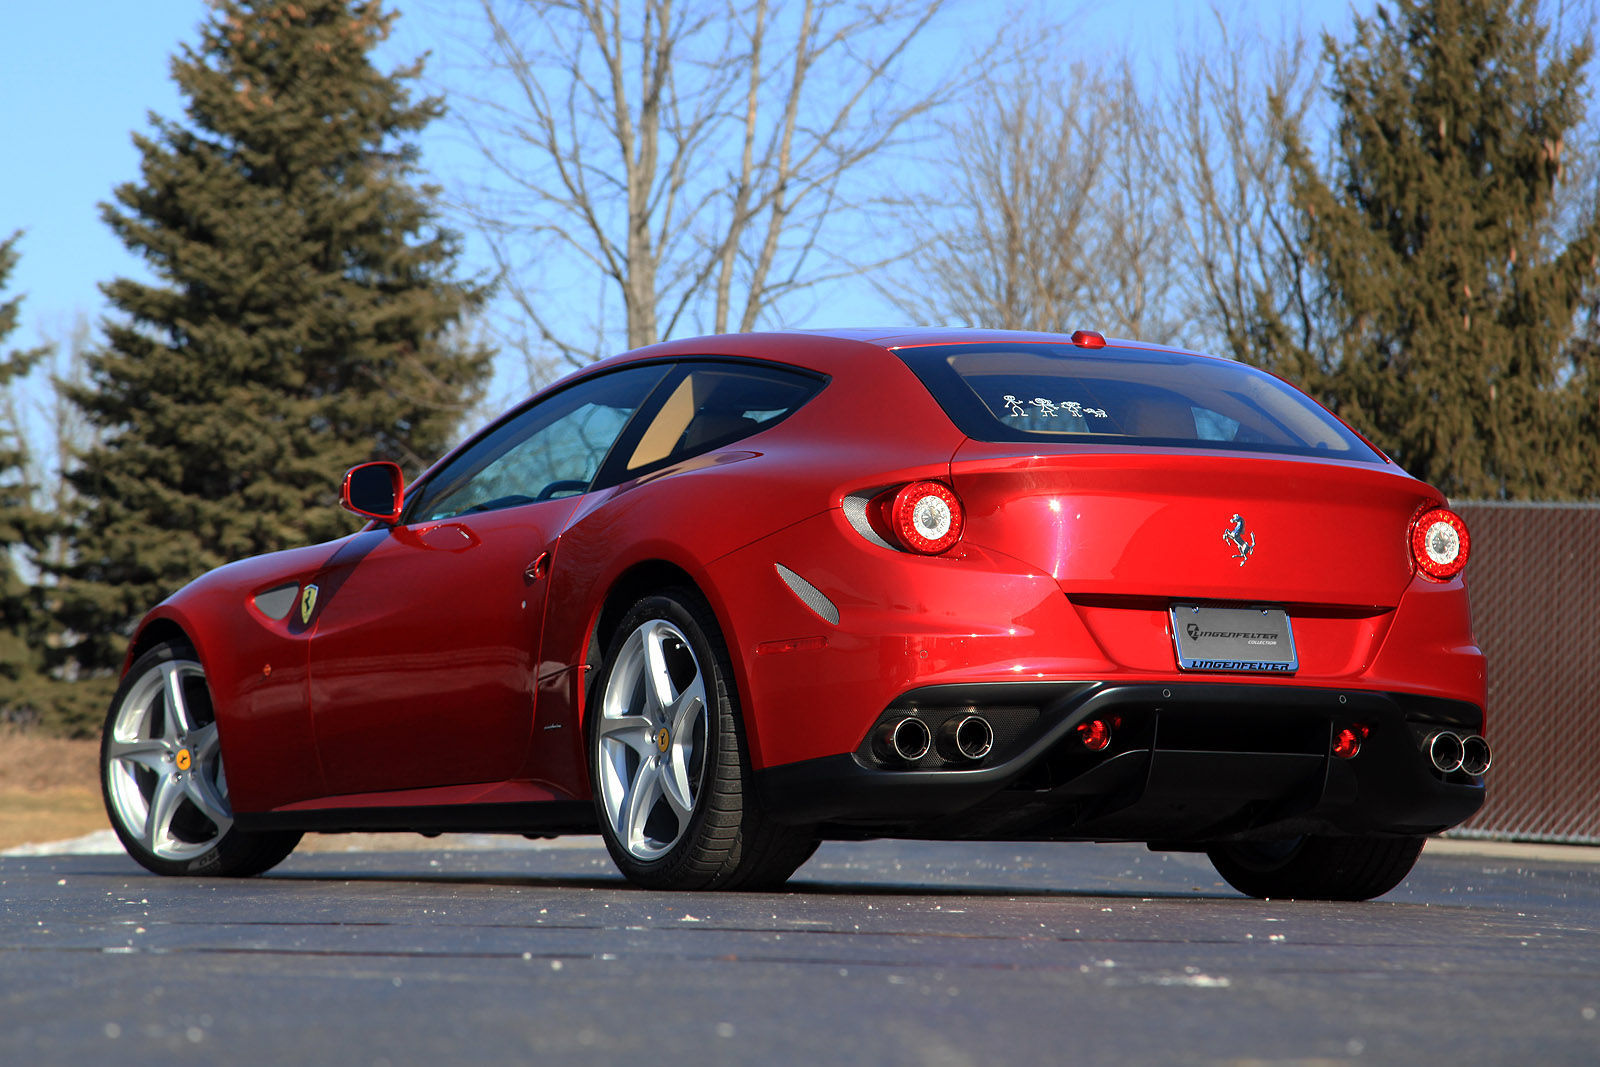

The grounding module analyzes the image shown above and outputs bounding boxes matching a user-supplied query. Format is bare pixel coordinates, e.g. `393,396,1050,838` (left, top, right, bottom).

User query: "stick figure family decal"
1001,394,1109,420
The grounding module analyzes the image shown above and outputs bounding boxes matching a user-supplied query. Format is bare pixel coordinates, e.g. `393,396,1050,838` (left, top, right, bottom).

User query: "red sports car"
100,328,1488,899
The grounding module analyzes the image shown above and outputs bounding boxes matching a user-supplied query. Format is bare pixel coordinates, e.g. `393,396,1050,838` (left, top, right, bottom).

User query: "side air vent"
253,583,299,621
774,563,840,626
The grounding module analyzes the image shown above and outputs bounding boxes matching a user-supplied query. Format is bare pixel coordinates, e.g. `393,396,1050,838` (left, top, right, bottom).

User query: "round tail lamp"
1410,508,1470,581
890,481,964,555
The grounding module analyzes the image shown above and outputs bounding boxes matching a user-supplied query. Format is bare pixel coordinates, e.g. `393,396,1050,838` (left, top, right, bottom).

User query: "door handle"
524,551,551,583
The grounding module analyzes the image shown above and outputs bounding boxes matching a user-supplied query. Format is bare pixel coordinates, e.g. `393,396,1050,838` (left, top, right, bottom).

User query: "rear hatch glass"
894,342,1381,462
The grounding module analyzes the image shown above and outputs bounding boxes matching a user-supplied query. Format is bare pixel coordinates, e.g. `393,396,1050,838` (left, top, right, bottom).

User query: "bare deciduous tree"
1160,13,1326,371
891,57,1181,343
36,315,97,579
1,312,97,587
892,8,1336,360
1089,70,1182,344
893,68,1101,332
456,0,966,379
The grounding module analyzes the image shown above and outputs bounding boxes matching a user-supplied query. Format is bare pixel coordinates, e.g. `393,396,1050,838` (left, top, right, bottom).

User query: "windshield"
894,343,1380,461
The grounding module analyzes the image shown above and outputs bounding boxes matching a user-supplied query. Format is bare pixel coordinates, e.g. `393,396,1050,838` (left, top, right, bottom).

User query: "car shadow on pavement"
258,864,1239,901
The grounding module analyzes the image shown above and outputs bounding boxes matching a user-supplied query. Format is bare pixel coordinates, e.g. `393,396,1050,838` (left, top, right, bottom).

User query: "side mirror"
340,461,404,525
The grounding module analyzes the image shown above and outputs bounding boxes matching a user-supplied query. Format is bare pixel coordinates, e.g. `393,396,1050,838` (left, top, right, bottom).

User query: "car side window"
406,364,667,522
623,363,823,474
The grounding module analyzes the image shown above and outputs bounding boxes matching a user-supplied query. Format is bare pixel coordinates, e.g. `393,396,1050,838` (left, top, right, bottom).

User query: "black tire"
100,640,300,877
1207,834,1425,901
587,588,816,891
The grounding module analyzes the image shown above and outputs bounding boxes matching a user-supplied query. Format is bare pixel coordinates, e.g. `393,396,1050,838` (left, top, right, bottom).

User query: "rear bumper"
708,506,1485,776
757,682,1485,842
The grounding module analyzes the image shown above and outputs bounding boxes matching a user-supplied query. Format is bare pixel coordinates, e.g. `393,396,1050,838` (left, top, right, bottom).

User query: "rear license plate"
1170,603,1297,673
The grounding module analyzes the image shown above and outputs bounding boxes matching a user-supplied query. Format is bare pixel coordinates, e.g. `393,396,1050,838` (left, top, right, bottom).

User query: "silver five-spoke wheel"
595,618,709,860
105,657,233,860
587,591,818,891
101,640,300,877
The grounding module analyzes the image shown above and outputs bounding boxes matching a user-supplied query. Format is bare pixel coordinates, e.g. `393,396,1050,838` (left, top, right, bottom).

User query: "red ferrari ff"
100,328,1488,899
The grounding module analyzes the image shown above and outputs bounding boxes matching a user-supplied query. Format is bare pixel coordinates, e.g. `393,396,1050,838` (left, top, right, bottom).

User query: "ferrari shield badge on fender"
1223,513,1256,565
300,584,319,625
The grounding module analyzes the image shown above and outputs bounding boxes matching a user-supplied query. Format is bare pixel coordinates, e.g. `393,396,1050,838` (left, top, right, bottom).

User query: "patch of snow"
2,830,122,856
1148,973,1232,989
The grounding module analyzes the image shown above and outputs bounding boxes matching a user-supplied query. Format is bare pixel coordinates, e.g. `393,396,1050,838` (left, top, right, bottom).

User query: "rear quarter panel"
529,338,968,787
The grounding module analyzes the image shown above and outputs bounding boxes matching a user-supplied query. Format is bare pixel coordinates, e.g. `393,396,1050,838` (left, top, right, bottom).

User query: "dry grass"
0,788,107,851
0,726,99,791
0,727,498,854
0,727,105,850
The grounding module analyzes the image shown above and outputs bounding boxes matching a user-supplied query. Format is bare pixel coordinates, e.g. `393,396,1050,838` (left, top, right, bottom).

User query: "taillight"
1069,329,1106,348
1410,507,1470,581
888,481,964,554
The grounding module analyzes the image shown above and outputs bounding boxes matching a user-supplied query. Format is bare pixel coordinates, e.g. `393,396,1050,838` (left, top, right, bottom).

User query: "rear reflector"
756,636,829,655
1077,718,1112,751
1333,723,1371,760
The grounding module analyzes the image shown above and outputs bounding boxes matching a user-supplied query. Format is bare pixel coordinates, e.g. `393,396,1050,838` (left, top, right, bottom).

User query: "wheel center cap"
175,748,192,772
655,728,670,753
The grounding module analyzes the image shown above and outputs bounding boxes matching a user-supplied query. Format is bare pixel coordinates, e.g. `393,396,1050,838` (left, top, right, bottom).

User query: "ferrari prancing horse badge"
1223,514,1256,565
300,584,319,624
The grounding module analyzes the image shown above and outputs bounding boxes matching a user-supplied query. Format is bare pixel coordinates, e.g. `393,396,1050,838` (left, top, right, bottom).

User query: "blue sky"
2,3,203,338
0,0,1367,399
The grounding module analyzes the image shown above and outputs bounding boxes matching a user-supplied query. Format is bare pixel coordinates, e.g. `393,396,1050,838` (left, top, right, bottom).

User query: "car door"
304,364,669,798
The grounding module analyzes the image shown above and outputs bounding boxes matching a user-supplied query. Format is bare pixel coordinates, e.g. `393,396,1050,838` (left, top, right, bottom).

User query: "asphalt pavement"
2,836,1597,1065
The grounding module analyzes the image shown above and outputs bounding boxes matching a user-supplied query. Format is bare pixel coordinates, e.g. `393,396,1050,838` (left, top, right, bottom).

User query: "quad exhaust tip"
875,714,995,765
875,717,932,764
1426,731,1492,776
1460,734,1492,776
938,714,994,763
1427,731,1464,773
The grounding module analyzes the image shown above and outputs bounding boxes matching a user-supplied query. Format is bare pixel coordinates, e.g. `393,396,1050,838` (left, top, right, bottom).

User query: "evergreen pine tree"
1267,0,1600,498
1560,289,1600,495
0,231,49,712
61,0,492,671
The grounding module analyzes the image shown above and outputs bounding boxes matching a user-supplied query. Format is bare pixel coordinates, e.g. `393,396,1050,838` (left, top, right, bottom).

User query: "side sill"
235,801,598,837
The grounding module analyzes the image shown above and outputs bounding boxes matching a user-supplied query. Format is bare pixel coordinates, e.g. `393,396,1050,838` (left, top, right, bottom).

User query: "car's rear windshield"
894,342,1381,461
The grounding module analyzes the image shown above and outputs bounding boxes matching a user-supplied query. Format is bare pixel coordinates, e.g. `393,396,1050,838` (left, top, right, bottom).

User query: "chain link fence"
1448,502,1600,843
